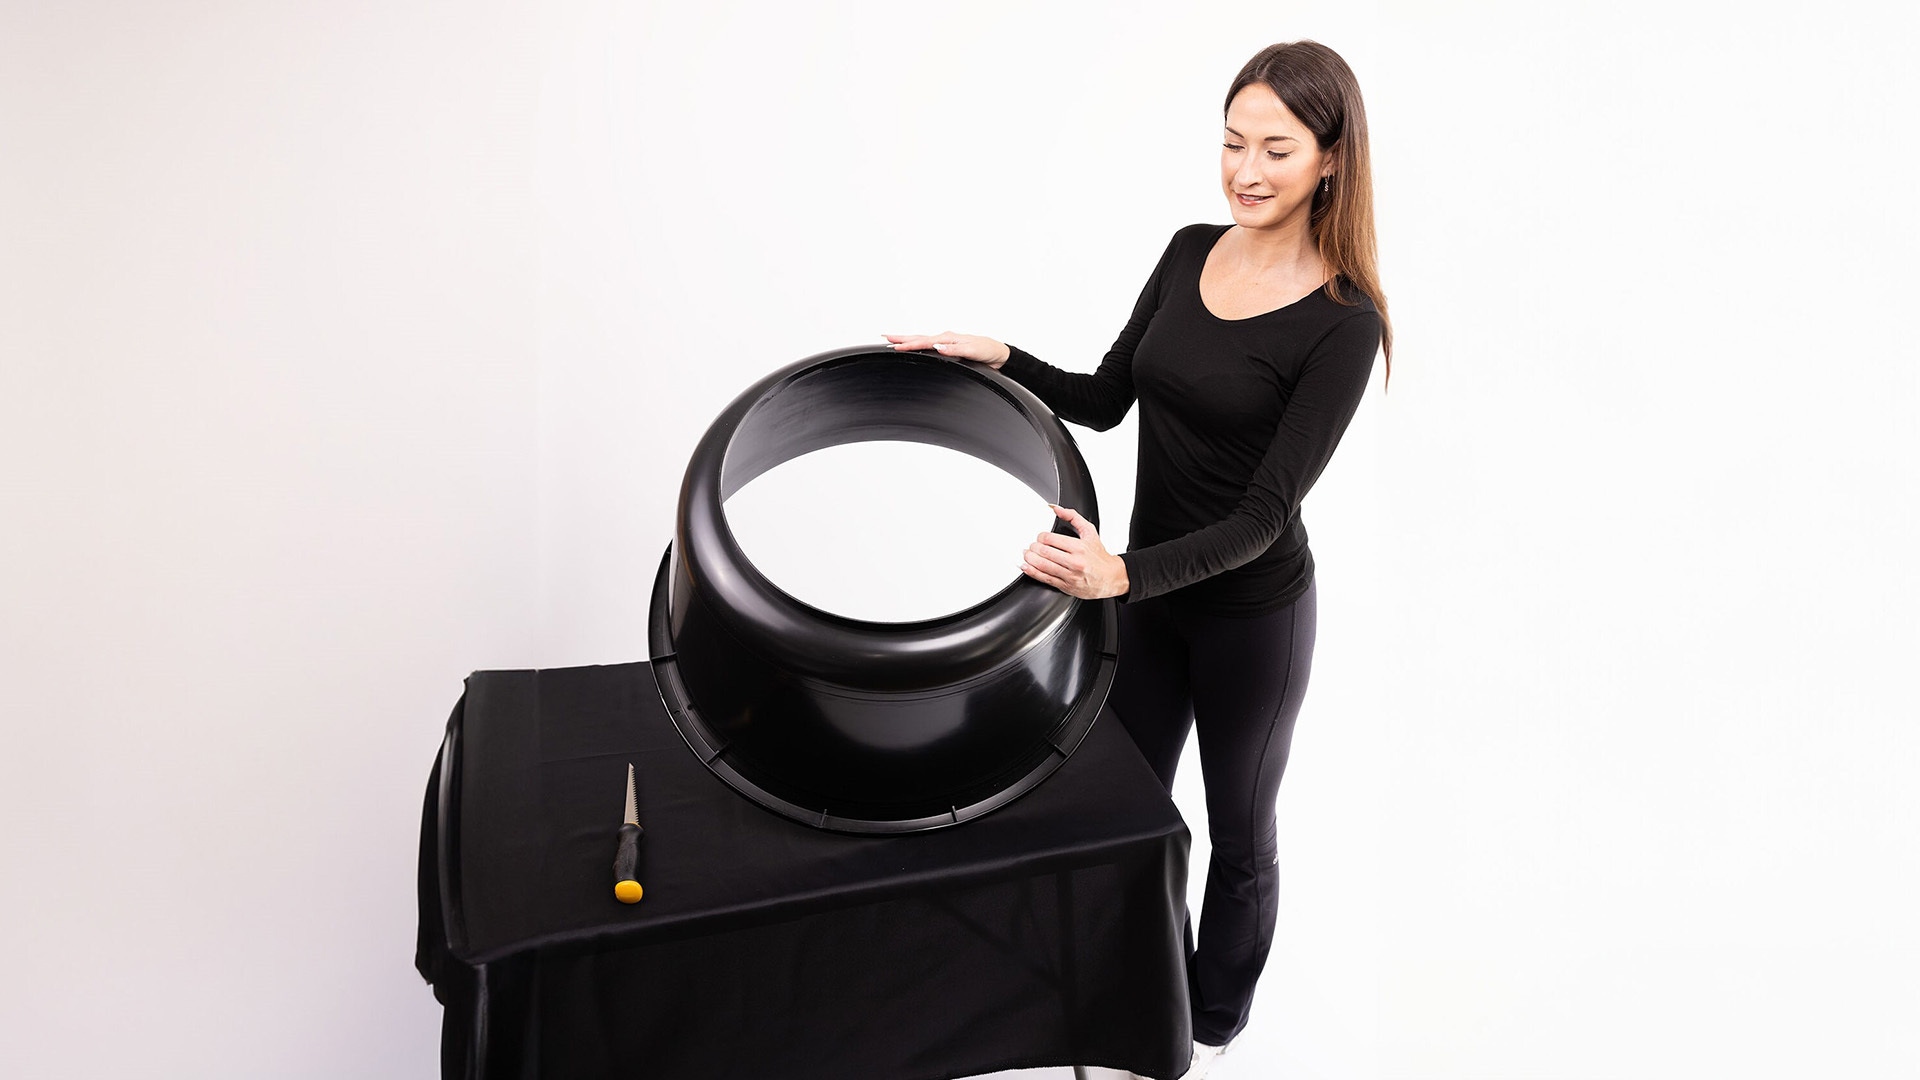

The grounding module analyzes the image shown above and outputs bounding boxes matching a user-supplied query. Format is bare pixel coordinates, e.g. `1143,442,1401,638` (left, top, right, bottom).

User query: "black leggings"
1109,579,1318,1046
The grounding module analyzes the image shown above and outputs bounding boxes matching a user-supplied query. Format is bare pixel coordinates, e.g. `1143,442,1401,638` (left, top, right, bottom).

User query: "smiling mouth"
1236,193,1271,204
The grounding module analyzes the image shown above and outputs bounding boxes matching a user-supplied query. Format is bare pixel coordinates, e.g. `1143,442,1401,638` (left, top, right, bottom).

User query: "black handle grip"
613,822,642,884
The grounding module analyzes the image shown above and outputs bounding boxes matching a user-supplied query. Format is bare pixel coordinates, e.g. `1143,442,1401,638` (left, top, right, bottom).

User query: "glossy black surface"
647,345,1118,833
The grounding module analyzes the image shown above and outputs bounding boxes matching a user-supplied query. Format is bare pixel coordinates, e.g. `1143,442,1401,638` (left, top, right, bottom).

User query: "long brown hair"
1226,41,1393,386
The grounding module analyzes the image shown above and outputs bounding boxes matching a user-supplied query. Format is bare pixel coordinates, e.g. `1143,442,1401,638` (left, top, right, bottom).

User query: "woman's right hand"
882,332,1012,369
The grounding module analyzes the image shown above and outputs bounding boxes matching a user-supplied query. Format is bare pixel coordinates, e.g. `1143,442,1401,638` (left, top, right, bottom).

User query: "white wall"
3,2,1914,1078
0,3,538,1076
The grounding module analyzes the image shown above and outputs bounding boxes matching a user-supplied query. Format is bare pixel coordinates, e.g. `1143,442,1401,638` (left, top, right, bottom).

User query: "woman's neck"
1228,219,1324,280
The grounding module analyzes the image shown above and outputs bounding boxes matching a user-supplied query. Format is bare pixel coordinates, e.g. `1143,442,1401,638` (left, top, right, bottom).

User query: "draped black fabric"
416,661,1192,1080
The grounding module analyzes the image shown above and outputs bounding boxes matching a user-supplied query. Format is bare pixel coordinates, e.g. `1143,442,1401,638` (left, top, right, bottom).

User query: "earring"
1321,175,1331,193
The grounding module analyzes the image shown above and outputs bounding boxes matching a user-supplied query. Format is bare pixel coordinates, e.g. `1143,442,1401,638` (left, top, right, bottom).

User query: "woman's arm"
1021,504,1129,600
887,229,1187,431
998,231,1185,431
1118,309,1382,603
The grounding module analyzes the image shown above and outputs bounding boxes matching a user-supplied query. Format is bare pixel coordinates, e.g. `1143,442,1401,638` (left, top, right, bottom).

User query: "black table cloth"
416,661,1192,1080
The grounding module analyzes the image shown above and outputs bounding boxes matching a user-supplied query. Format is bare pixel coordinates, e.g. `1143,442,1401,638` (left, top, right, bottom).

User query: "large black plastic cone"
647,345,1118,834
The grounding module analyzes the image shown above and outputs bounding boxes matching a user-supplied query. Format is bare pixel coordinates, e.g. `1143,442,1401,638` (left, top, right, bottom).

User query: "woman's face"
1221,82,1332,231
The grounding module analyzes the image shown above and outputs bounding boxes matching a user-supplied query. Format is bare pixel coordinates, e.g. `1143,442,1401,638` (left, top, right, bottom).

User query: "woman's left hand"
1022,504,1130,600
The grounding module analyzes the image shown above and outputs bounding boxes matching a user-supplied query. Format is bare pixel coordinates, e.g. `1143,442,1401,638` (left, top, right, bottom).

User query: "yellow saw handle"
613,822,644,903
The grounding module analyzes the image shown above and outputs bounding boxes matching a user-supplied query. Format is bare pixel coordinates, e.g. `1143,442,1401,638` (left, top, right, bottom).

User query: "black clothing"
1113,580,1320,1045
1000,223,1374,1043
1001,222,1380,615
1113,580,1318,1046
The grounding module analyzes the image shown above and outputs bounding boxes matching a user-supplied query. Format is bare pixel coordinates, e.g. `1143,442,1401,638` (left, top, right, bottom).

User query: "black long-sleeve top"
1001,222,1381,616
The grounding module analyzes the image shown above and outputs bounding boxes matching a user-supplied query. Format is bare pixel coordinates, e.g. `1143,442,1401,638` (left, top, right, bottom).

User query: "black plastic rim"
646,344,1118,834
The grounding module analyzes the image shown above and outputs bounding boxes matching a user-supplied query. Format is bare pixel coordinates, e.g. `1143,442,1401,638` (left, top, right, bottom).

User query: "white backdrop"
2,2,1915,1078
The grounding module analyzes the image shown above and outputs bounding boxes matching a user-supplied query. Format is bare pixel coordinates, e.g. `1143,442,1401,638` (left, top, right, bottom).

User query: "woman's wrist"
1107,551,1131,599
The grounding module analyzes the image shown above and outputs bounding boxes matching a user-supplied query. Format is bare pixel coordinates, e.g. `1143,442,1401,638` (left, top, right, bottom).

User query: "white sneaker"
1076,1067,1145,1080
1178,1040,1226,1080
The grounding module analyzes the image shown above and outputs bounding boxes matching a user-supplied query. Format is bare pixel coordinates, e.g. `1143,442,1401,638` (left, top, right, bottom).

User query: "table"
415,661,1192,1080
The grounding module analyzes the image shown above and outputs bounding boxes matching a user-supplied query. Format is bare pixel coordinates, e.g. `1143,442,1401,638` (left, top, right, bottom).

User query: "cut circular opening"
723,440,1055,624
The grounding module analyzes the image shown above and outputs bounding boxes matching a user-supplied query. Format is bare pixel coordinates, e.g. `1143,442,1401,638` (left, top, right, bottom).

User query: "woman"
888,40,1391,1079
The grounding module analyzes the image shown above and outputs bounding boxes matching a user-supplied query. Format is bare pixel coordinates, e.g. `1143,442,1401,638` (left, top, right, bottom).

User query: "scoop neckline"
1197,223,1331,323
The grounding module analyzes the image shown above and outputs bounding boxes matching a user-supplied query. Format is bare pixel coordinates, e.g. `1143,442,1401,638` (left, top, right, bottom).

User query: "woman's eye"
1222,142,1242,151
1267,151,1291,160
